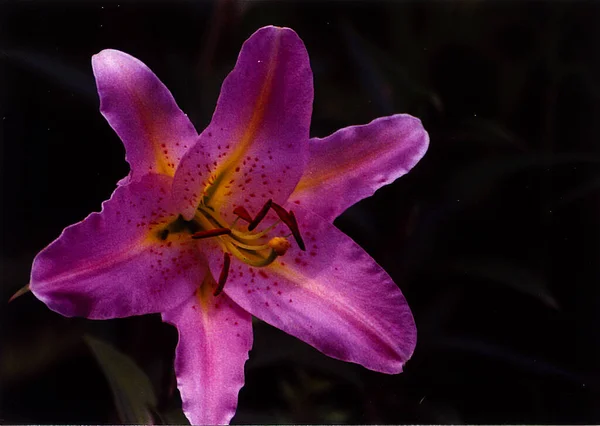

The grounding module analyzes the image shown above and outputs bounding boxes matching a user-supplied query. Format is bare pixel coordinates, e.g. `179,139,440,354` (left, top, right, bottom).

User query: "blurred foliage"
2,0,600,424
85,335,158,424
449,257,559,309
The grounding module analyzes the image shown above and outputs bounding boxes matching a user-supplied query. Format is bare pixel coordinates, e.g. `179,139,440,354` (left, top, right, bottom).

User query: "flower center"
191,199,305,268
156,199,304,296
190,199,305,296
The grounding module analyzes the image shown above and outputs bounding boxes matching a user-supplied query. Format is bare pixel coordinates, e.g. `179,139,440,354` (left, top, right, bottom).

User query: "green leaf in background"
161,407,190,425
84,335,157,424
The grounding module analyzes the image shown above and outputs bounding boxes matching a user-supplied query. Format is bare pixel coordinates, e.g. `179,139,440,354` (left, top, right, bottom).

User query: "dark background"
2,0,600,424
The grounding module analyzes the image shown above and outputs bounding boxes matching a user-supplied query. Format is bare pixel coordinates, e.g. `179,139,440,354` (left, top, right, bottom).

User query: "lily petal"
92,49,198,183
173,26,313,221
30,175,204,319
290,114,429,221
162,275,253,426
215,205,416,374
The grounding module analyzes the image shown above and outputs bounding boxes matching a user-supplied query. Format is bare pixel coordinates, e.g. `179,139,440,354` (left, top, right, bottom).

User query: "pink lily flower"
30,26,429,425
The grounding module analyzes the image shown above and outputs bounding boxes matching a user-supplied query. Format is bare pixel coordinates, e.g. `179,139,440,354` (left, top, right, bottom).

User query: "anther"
248,199,272,231
270,201,289,222
270,202,306,251
288,211,306,251
191,228,231,239
233,206,253,223
214,253,231,296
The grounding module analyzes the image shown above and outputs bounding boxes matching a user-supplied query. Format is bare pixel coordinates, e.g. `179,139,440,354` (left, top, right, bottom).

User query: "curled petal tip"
91,49,127,68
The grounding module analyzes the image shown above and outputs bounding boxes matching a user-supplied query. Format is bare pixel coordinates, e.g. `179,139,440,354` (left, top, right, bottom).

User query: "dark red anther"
270,202,306,251
214,253,231,296
233,206,253,223
248,199,272,231
191,228,231,239
270,201,291,224
288,211,306,251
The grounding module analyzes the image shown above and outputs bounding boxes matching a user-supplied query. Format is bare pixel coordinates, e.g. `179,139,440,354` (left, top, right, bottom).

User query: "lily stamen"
270,202,306,251
227,239,272,251
192,228,232,239
287,211,305,251
234,219,281,240
248,199,273,231
224,241,278,267
194,199,302,268
197,205,269,241
233,206,253,223
214,253,231,296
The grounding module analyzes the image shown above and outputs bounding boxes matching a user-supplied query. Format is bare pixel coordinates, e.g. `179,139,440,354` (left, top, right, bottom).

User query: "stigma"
268,237,291,256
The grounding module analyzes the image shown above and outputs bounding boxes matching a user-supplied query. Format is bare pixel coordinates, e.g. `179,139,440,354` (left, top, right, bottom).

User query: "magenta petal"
220,205,416,374
92,49,198,183
291,114,429,221
162,279,252,425
173,26,313,220
30,175,205,319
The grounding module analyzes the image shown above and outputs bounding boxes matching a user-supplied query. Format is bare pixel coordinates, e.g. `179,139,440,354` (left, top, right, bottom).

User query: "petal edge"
221,204,416,374
92,49,198,183
30,175,204,319
162,277,253,425
290,114,429,221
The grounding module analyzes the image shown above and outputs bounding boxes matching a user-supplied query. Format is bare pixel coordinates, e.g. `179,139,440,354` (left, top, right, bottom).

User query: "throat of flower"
191,199,302,272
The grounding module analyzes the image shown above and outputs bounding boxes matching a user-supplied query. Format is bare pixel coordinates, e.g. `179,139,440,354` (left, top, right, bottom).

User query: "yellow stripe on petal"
203,34,281,207
128,88,176,177
196,273,219,315
293,140,395,195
